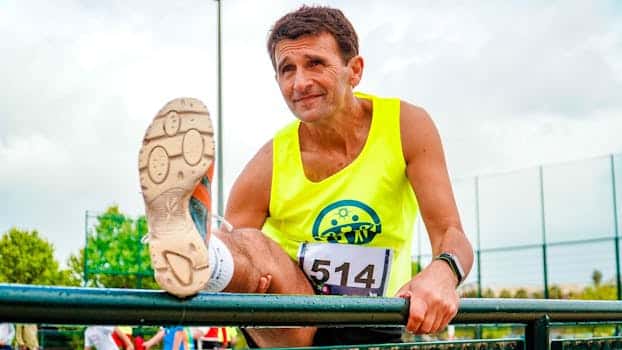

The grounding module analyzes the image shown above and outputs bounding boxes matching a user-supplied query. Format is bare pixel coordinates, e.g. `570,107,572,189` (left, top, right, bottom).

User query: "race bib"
298,242,392,296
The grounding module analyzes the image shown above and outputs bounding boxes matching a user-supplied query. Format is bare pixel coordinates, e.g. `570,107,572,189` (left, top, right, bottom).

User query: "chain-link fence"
416,153,622,299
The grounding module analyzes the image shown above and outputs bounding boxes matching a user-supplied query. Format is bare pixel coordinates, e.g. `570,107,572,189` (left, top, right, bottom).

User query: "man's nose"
293,69,312,93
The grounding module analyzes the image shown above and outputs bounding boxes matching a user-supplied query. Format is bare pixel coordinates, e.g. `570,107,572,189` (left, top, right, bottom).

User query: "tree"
482,288,495,298
75,205,158,289
0,228,77,285
499,289,512,298
513,288,528,299
549,284,564,299
592,269,603,287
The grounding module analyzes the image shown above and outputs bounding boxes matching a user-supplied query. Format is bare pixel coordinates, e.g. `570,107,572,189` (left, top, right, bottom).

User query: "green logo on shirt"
312,199,382,244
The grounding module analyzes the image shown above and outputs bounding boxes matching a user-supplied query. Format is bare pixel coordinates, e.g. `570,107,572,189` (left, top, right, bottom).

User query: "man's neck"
299,95,372,155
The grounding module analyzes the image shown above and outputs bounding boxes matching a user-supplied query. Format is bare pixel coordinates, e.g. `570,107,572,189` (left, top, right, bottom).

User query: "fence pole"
215,0,224,216
474,176,483,339
611,154,621,301
475,176,482,299
83,210,89,287
539,166,549,299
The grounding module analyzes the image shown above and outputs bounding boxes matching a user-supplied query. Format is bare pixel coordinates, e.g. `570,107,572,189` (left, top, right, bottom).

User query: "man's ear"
348,55,364,87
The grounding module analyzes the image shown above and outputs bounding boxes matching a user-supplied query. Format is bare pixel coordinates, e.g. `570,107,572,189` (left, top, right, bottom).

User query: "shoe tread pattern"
138,97,214,297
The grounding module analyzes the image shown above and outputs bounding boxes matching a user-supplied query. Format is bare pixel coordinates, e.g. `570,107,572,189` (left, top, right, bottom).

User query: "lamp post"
214,0,224,215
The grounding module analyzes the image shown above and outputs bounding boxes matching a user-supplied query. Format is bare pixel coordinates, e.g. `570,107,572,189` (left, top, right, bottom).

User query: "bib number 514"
310,259,376,289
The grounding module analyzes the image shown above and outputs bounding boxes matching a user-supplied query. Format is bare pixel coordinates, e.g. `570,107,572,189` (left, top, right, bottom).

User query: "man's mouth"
293,93,323,103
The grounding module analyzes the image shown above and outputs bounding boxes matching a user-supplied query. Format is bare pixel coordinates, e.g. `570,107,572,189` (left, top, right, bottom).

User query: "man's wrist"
433,252,465,287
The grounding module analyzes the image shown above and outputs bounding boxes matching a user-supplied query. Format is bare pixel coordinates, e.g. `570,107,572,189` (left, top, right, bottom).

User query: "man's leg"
215,229,316,347
140,98,315,347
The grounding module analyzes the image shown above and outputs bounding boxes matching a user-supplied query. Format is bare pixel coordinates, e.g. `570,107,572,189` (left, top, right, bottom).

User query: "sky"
1,1,622,287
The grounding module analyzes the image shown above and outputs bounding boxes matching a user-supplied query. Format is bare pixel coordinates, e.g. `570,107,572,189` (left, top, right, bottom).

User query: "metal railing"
4,284,622,349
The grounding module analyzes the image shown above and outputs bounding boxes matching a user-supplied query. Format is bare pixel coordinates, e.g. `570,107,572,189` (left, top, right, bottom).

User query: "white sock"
204,234,234,292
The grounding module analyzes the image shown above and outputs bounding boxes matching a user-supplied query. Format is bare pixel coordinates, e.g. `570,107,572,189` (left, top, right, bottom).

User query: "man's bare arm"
398,101,474,334
225,141,273,229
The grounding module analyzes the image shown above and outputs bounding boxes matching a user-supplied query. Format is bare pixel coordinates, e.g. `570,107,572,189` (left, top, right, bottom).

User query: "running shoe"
138,97,214,297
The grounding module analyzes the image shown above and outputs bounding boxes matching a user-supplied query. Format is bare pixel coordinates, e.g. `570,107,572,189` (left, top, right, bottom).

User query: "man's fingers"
406,297,427,333
438,300,459,333
256,274,273,293
417,312,437,334
413,295,459,334
431,310,449,334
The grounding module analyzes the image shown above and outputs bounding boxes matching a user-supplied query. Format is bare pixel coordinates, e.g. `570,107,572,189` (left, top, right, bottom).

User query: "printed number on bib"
298,243,392,296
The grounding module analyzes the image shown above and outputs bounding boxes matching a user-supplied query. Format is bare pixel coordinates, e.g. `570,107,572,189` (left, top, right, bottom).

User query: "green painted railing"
551,336,622,350
3,284,622,349
270,339,525,350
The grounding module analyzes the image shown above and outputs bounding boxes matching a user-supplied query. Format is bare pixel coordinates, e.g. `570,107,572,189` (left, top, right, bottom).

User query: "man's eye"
281,65,294,74
310,60,322,67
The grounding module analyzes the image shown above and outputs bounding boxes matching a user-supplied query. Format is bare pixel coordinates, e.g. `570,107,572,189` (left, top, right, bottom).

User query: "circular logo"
312,199,382,244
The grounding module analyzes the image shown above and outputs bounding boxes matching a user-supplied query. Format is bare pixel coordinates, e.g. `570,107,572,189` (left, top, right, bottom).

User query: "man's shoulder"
399,100,429,120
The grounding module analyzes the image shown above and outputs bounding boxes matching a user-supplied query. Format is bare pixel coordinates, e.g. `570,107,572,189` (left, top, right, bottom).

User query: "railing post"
526,315,550,350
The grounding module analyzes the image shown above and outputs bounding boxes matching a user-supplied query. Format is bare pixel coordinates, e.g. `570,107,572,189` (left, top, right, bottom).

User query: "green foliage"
459,287,478,298
592,269,603,286
0,228,77,286
513,288,528,298
498,289,512,298
481,288,495,298
579,283,617,300
411,261,421,276
78,205,158,289
549,284,564,299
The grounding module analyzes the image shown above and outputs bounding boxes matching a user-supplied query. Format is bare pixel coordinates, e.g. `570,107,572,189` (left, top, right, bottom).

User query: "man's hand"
396,259,460,334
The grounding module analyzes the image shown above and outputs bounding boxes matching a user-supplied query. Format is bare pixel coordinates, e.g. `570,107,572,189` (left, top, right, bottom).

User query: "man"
191,327,229,350
84,326,134,350
139,5,473,347
143,326,190,350
111,327,135,350
0,323,14,350
14,324,38,350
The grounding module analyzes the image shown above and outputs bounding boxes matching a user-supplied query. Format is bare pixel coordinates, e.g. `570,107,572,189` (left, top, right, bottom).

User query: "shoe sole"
138,97,214,297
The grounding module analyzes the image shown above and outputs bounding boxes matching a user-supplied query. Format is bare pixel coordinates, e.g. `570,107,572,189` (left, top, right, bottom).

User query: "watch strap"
434,252,464,286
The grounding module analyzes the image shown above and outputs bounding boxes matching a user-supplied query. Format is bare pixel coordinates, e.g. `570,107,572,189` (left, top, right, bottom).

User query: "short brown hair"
267,5,359,69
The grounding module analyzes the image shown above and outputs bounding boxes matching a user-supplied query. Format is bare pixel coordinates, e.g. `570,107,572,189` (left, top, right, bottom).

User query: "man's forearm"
432,226,474,280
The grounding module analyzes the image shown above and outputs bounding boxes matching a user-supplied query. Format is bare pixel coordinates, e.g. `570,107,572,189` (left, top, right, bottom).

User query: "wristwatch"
434,252,465,287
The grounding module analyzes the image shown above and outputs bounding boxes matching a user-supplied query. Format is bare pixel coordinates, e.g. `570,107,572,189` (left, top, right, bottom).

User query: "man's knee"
215,228,313,294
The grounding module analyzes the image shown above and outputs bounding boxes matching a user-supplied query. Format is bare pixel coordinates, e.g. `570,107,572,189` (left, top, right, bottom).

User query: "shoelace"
140,214,233,244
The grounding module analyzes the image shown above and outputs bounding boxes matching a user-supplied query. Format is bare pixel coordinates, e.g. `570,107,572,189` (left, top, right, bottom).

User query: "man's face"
274,32,355,123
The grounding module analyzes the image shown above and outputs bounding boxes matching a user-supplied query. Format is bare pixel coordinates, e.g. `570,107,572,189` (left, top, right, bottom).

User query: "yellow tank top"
262,92,419,296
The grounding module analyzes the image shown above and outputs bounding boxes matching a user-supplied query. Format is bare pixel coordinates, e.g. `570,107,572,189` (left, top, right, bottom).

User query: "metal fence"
415,153,622,299
6,284,622,350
